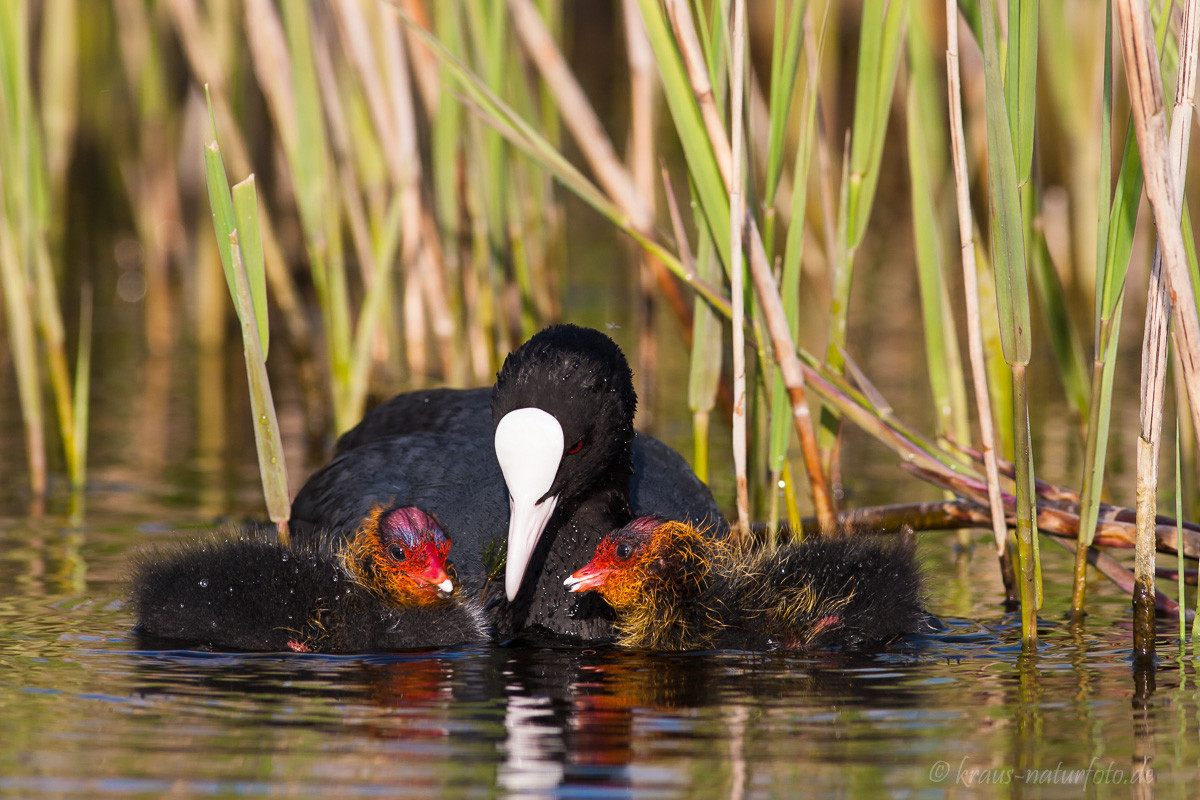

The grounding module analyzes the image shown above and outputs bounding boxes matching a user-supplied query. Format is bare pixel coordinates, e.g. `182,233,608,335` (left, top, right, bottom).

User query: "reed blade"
979,1,1031,367
634,0,731,265
203,111,290,539
844,0,909,249
762,0,807,210
232,177,268,358
769,1,821,529
230,230,291,540
907,5,967,447
71,286,92,499
979,0,1040,641
1006,0,1039,185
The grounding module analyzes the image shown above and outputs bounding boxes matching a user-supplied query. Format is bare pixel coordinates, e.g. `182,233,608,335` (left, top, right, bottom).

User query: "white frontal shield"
494,407,563,601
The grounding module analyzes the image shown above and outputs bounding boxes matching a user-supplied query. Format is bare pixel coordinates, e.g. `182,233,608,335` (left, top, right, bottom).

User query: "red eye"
566,439,584,455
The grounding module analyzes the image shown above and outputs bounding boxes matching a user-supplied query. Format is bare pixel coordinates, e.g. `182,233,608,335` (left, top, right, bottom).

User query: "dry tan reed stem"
1116,0,1200,450
1115,0,1200,658
397,0,440,115
383,9,456,378
508,0,653,233
624,0,660,421
943,2,1013,583
730,0,749,538
331,0,403,184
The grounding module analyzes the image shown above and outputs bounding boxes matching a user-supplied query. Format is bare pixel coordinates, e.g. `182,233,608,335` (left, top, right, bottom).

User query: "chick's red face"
565,519,660,609
372,506,456,604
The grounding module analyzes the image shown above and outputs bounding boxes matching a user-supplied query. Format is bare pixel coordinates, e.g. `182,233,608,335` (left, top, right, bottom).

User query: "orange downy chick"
568,516,927,652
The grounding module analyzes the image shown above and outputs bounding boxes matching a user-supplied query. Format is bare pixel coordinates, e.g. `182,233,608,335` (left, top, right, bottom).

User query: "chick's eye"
615,542,633,560
388,545,408,562
566,439,584,455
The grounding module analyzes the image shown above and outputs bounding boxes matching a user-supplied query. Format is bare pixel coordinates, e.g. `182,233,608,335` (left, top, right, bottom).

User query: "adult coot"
290,325,724,642
131,506,489,652
565,517,928,651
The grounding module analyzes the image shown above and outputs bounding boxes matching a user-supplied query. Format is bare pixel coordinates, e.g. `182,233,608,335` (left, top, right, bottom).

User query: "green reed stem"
1074,0,1138,614
1030,231,1089,420
980,0,1040,642
688,237,722,486
0,0,84,504
767,0,817,534
1006,0,1038,185
71,285,92,500
229,227,291,542
820,0,908,456
1177,427,1187,645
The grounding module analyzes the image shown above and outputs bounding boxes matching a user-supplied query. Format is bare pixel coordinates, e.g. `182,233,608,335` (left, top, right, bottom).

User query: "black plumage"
130,508,489,653
730,533,929,651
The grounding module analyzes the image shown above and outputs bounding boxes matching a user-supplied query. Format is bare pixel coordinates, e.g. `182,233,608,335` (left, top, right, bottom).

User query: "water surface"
2,501,1197,799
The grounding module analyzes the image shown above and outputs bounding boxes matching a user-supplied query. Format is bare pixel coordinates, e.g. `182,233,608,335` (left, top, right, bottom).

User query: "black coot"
131,506,489,652
290,325,725,642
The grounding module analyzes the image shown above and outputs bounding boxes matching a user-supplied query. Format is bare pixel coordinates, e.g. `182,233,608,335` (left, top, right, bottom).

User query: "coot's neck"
492,459,633,642
570,453,635,529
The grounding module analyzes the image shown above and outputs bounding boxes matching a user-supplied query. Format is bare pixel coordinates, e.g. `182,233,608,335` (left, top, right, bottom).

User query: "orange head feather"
344,505,456,607
566,517,716,611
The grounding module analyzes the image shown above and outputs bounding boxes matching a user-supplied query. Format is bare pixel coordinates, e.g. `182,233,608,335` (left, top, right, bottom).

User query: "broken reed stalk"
1115,0,1200,662
203,117,291,541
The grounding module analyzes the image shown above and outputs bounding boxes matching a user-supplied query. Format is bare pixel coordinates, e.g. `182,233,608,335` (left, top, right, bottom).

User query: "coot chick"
290,324,725,641
565,517,926,652
131,506,489,652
